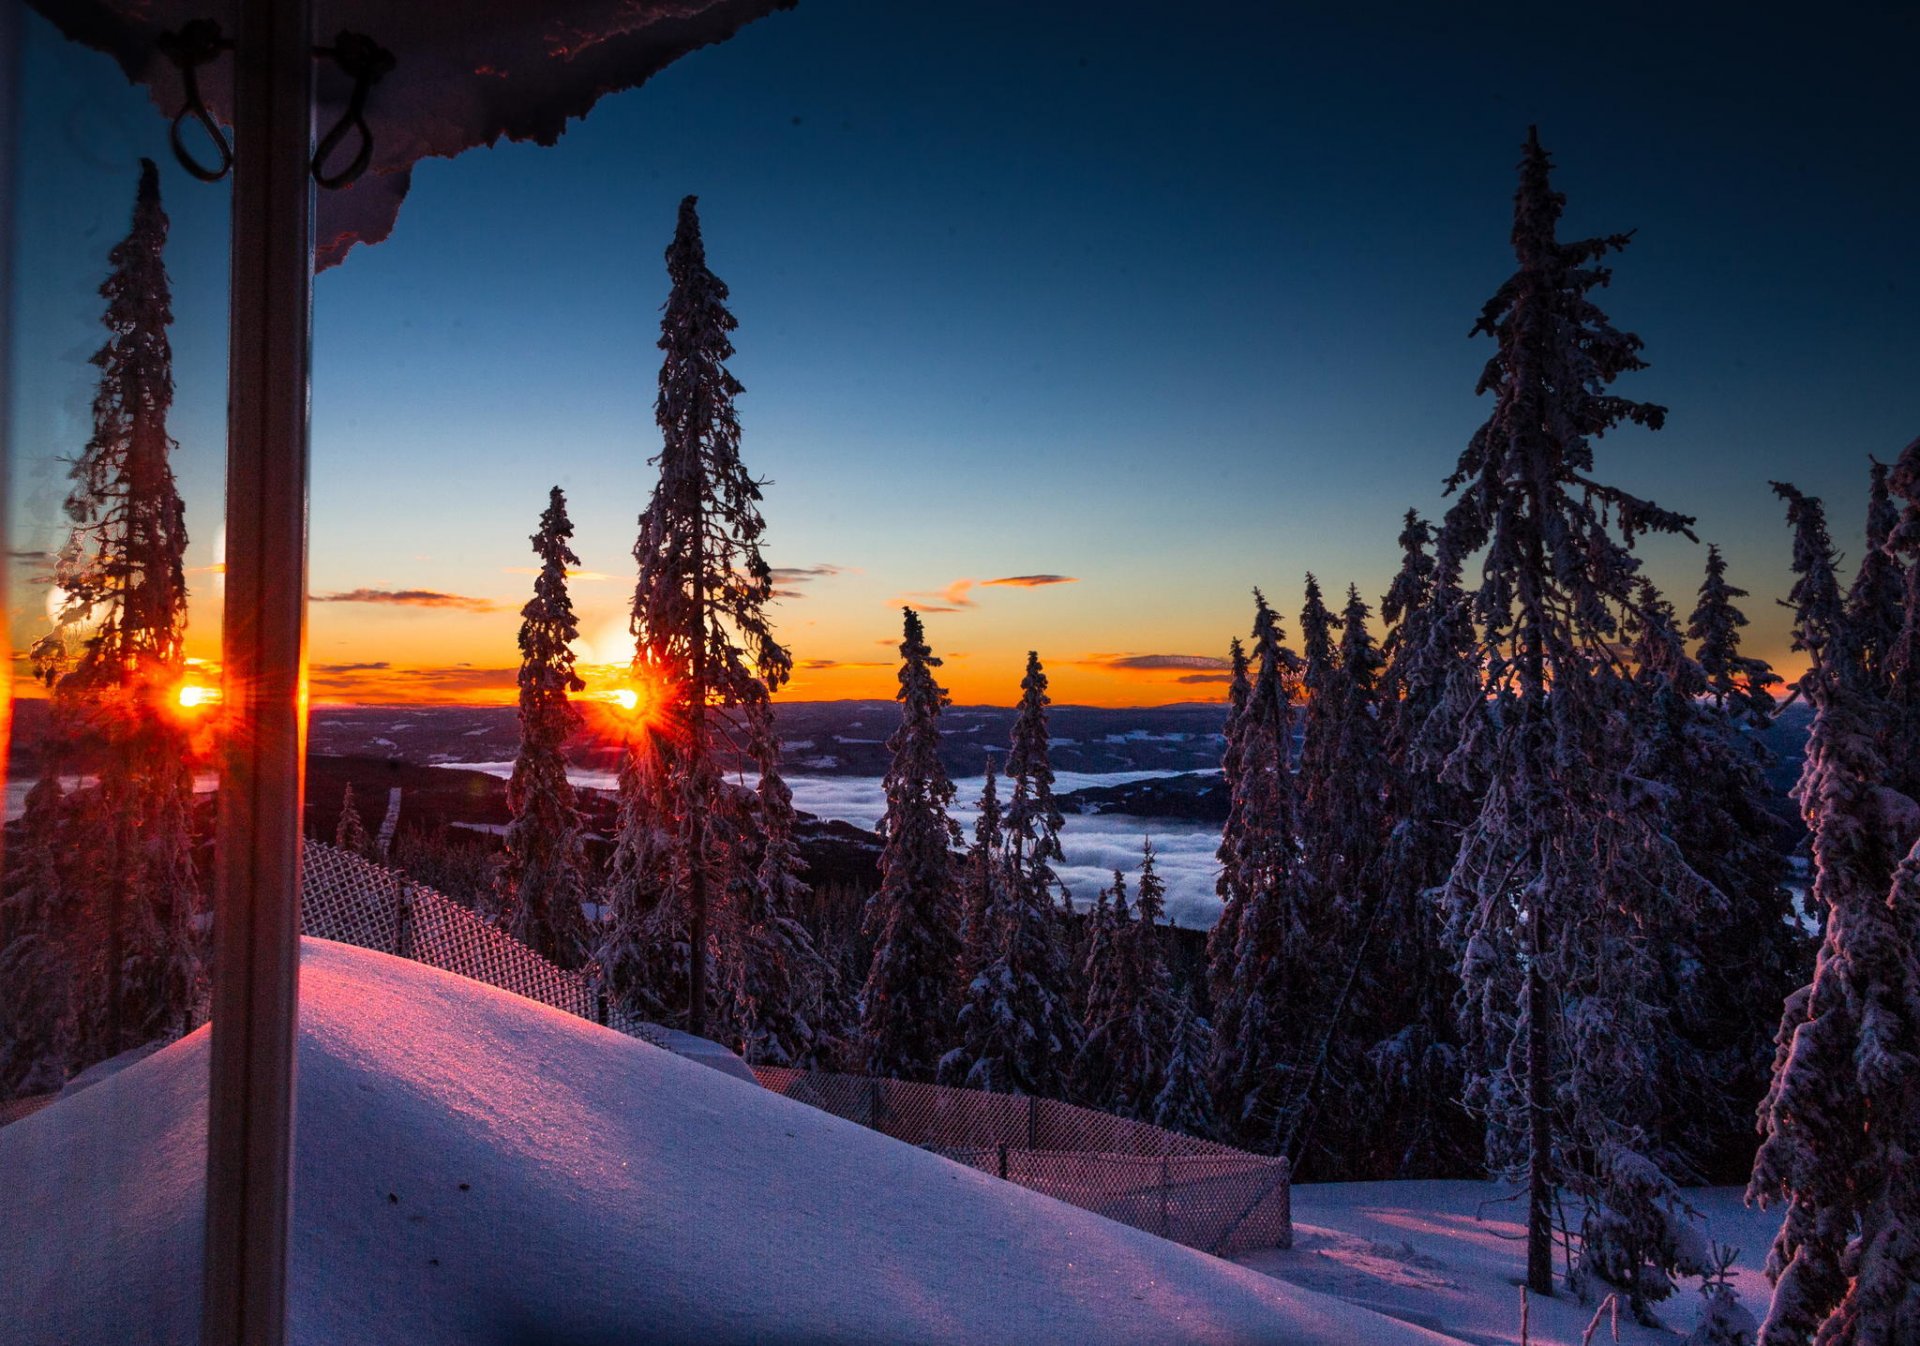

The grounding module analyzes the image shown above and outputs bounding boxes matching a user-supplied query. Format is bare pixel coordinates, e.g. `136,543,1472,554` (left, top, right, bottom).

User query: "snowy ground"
1239,1180,1779,1345
467,764,1228,928
1,937,1449,1346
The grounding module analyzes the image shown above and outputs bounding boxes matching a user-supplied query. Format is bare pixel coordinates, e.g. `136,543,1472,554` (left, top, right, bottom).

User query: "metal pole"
201,0,313,1340
0,0,18,867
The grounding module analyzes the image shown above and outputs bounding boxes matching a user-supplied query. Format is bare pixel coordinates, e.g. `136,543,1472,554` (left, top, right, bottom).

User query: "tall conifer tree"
940,653,1080,1097
28,159,199,1062
726,700,845,1067
601,196,792,1036
1207,590,1306,1150
1373,510,1479,1178
498,487,591,966
859,608,965,1080
1748,477,1920,1346
957,755,1003,991
1438,129,1699,1301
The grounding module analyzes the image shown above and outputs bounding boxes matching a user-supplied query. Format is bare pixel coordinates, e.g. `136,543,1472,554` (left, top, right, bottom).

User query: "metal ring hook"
311,32,395,190
156,19,234,183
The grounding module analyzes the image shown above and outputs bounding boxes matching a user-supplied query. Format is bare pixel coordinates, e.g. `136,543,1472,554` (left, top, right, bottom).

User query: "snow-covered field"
1243,1181,1778,1345
469,764,1228,928
0,938,1446,1345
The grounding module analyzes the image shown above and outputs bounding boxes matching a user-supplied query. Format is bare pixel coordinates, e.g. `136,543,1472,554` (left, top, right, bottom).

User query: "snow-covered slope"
0,938,1448,1346
1241,1179,1781,1345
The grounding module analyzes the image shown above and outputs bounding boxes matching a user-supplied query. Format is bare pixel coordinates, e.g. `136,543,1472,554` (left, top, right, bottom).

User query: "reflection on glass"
2,15,227,1342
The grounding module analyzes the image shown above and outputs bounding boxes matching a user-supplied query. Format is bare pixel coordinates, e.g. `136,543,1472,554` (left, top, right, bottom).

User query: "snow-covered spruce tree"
1084,839,1180,1120
1644,549,1805,1182
1154,986,1218,1140
1879,446,1920,806
1845,458,1905,697
1747,478,1920,1346
1287,574,1355,1127
939,653,1081,1097
497,486,591,968
1287,583,1406,1178
1207,590,1307,1152
600,196,793,1037
333,782,377,860
0,774,78,1098
1438,129,1704,1308
1204,636,1253,972
1371,511,1479,1178
724,698,846,1068
28,159,199,1064
956,753,1003,991
1071,870,1130,1107
858,608,965,1080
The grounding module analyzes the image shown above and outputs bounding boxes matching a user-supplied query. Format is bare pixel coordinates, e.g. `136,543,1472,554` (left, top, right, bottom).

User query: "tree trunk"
1526,915,1554,1296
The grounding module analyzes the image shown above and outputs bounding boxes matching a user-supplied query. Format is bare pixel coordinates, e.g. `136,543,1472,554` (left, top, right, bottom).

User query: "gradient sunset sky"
11,3,1917,707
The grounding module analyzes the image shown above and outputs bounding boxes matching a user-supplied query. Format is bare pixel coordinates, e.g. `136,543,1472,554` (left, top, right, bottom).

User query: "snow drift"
0,937,1449,1345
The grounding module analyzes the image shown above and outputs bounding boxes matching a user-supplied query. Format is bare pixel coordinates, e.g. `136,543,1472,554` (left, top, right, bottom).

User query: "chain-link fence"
753,1067,1291,1257
299,840,666,1047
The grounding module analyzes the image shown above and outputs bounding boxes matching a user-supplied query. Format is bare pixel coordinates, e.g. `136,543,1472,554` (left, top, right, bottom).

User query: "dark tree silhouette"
27,159,200,1064
601,196,792,1036
859,608,964,1080
498,486,591,967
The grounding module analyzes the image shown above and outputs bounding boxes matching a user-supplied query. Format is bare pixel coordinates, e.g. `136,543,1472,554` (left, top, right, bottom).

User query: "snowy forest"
4,128,1918,1346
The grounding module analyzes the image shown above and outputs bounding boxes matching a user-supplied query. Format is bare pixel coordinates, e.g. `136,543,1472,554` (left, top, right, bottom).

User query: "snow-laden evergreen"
497,486,591,967
1437,128,1704,1308
1629,550,1807,1181
600,196,792,1036
1076,841,1180,1119
1207,590,1305,1152
1748,475,1920,1346
956,754,1002,992
1845,459,1905,696
333,783,377,861
0,775,77,1098
1152,988,1217,1141
1289,583,1406,1178
18,160,199,1070
858,608,965,1080
725,699,846,1068
1371,511,1477,1178
940,653,1081,1097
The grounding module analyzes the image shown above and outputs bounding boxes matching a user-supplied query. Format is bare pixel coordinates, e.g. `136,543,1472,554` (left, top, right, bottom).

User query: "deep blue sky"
13,2,1917,702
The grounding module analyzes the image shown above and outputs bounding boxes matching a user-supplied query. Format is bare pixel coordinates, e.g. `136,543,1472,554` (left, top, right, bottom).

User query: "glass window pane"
2,11,230,1340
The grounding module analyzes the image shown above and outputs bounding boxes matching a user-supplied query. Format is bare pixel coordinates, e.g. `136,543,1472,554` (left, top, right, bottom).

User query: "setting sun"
174,682,219,710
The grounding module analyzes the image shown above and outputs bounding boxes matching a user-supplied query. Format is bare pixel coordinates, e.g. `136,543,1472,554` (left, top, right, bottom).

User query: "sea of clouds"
471,765,1226,931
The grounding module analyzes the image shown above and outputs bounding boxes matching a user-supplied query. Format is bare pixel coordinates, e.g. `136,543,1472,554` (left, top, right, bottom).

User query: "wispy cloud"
896,573,1078,613
312,660,393,674
1079,652,1231,673
983,574,1078,589
1174,672,1233,685
311,588,499,613
771,563,848,600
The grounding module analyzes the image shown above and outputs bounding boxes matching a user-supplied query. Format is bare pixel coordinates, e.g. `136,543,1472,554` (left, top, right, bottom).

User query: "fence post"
395,882,414,961
1161,1156,1170,1238
596,989,609,1027
998,1142,1008,1181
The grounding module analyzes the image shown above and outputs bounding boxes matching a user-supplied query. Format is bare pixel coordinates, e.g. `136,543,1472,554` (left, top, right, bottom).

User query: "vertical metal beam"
0,0,20,854
201,0,313,1341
